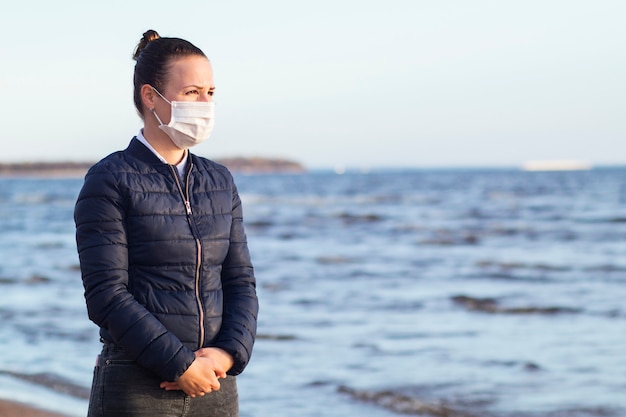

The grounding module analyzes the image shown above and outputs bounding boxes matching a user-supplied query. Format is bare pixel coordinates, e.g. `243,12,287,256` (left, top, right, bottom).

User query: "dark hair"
132,29,207,116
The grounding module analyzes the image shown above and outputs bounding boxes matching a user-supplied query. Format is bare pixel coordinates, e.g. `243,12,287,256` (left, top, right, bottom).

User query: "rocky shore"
0,399,71,417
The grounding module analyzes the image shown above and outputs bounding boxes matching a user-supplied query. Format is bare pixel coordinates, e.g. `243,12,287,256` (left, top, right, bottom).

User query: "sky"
1,0,624,170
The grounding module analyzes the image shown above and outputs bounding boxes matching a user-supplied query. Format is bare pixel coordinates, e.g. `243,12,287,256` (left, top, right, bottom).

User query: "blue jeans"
87,344,238,417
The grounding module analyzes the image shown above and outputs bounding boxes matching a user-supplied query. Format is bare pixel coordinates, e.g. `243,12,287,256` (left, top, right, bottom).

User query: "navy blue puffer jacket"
74,138,258,382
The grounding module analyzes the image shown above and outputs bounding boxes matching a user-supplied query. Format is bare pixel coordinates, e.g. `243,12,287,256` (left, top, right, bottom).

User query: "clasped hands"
160,347,234,398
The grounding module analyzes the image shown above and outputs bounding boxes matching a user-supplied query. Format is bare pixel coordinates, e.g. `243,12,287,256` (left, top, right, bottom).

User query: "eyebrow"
183,84,215,90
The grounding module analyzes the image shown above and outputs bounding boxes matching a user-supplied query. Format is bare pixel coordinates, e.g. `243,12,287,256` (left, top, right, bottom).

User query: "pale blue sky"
1,0,624,169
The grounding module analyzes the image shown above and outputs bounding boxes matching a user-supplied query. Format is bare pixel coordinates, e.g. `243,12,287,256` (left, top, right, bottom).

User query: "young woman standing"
75,30,258,417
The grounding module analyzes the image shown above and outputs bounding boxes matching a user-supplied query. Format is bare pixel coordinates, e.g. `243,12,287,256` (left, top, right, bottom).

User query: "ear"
140,84,157,111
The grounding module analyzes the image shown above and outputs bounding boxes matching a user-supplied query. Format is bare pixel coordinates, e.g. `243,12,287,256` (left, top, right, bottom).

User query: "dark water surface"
0,168,625,416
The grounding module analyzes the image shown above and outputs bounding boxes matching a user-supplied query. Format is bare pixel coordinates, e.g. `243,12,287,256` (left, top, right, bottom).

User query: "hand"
160,357,221,397
195,347,234,378
159,348,234,396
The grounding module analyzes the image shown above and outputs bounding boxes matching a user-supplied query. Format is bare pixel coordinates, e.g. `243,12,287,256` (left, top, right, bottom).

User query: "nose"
199,92,213,102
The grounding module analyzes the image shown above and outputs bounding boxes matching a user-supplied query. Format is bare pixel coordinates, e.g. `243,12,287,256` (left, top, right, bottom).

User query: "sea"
0,167,625,417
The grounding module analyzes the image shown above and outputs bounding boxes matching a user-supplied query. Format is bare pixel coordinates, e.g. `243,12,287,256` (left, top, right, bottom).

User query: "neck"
143,124,186,165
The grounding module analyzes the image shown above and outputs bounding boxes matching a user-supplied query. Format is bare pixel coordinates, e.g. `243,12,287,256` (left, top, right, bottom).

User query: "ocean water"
0,168,625,417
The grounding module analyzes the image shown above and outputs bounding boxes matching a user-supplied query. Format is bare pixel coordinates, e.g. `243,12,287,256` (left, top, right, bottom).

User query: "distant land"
215,157,306,174
0,157,306,177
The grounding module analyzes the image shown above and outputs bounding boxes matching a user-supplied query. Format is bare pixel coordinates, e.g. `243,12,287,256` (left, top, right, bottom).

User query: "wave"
338,384,621,417
0,274,52,285
451,295,581,315
0,371,90,399
338,385,489,417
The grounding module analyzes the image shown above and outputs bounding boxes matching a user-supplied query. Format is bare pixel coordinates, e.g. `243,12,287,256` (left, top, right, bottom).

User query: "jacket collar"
126,137,196,168
126,137,164,166
126,137,196,179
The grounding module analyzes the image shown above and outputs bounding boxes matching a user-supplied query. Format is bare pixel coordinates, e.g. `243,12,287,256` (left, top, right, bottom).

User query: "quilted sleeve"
215,182,259,375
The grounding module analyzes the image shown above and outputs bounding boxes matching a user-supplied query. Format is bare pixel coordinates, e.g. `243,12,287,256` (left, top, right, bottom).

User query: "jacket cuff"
149,344,196,382
217,343,248,376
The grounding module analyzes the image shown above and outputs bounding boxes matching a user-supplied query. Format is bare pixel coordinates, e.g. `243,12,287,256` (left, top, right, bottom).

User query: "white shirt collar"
136,130,188,179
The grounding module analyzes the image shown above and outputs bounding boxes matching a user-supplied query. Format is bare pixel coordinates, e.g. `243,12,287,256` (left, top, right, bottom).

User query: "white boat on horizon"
522,160,593,172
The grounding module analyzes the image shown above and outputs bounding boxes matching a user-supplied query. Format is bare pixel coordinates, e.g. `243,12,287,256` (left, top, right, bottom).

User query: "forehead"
165,55,214,89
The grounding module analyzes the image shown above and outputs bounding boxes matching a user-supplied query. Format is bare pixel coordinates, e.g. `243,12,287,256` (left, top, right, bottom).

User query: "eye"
208,90,215,96
185,89,200,96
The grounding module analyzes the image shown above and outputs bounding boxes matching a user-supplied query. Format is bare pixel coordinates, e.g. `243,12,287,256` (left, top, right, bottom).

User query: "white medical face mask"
151,87,215,149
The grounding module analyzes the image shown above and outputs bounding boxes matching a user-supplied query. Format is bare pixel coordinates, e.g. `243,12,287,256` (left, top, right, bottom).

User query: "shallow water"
0,168,625,416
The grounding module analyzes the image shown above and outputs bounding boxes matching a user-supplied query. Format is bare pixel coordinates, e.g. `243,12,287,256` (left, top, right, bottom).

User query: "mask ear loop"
149,86,170,126
150,107,166,126
151,86,172,104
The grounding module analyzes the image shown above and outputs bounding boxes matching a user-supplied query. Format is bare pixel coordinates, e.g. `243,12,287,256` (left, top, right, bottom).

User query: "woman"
74,30,258,417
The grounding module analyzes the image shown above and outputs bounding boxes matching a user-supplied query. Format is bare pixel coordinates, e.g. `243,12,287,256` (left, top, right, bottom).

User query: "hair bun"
133,29,161,61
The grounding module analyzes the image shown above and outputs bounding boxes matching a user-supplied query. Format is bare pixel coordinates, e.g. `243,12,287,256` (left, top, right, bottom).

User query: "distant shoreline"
0,162,93,178
0,157,306,177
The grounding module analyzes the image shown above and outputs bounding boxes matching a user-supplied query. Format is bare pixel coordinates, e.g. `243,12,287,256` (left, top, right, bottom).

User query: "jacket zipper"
170,163,206,349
